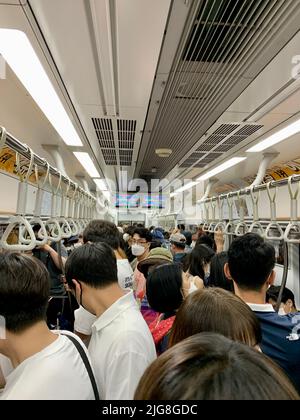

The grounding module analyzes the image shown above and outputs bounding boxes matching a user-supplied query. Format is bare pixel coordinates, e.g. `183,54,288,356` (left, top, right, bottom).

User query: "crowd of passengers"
1,220,300,400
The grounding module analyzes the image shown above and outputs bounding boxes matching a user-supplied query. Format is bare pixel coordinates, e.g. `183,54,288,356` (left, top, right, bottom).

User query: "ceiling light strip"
197,157,247,181
73,152,100,178
0,29,83,147
247,119,300,153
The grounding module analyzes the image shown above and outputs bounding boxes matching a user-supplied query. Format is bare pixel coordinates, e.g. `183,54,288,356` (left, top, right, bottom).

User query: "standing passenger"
0,253,95,400
225,233,300,393
65,243,156,400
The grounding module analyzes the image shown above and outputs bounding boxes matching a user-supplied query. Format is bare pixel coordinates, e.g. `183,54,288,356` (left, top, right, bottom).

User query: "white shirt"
74,259,134,335
117,259,134,290
247,303,275,313
0,354,13,379
0,332,95,400
88,291,156,400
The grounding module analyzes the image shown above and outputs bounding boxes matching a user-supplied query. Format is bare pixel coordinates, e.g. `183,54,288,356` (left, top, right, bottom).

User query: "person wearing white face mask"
130,228,152,304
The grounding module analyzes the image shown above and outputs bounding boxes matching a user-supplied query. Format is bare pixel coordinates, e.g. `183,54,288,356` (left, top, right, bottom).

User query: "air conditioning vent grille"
102,149,117,166
92,118,114,146
119,150,133,167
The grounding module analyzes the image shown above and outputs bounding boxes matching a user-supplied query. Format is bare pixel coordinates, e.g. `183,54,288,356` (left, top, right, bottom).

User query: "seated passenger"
170,233,187,264
134,333,299,400
168,288,261,348
208,251,234,292
146,263,201,354
65,242,156,400
225,233,300,393
0,252,95,400
267,285,299,315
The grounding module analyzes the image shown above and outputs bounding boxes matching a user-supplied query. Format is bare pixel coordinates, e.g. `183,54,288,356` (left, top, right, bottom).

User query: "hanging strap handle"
225,193,235,236
248,186,264,236
214,196,226,232
284,176,300,244
45,172,62,242
265,182,284,241
1,150,36,251
235,191,249,237
208,199,217,233
19,151,49,246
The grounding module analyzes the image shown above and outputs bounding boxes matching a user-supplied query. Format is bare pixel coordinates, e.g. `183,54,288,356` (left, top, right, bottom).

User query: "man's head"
0,252,50,335
267,286,297,314
225,233,276,293
131,228,152,258
83,220,120,250
170,233,186,254
65,242,118,312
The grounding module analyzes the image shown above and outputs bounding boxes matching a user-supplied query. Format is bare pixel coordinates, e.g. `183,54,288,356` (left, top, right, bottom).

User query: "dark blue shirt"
254,309,300,393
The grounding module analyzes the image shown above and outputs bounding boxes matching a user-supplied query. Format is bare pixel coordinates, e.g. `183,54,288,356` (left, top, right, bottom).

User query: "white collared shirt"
88,291,156,400
247,303,275,313
0,332,94,400
74,259,134,335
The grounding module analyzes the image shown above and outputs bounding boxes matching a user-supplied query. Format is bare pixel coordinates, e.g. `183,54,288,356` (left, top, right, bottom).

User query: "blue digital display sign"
114,193,166,209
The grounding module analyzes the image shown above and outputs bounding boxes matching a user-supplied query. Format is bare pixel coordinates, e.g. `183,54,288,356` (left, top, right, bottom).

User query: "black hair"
186,244,215,279
177,224,185,231
209,252,234,292
146,264,183,313
65,242,118,289
133,228,152,243
83,220,120,250
182,231,192,246
228,233,276,292
267,286,297,309
196,234,216,251
0,252,50,333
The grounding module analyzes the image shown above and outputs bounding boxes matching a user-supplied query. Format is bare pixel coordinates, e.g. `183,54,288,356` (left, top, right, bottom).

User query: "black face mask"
76,281,85,310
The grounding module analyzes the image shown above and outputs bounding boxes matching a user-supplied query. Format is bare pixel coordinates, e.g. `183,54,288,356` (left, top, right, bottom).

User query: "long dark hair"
209,252,233,291
185,244,215,279
146,264,183,313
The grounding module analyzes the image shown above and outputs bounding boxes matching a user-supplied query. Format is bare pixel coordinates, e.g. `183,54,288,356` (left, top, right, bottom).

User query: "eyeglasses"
130,240,148,245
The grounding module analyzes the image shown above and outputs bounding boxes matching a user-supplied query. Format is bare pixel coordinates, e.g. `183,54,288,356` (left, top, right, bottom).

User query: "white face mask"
278,307,287,316
188,281,198,295
131,244,145,257
123,233,130,242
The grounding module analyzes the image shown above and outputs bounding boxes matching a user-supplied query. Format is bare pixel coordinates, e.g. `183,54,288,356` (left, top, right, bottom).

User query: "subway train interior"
1,0,300,401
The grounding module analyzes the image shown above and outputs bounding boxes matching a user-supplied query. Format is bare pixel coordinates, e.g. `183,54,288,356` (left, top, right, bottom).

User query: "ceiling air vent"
118,120,137,150
92,118,115,148
119,150,133,167
181,122,263,170
183,0,268,63
101,149,117,166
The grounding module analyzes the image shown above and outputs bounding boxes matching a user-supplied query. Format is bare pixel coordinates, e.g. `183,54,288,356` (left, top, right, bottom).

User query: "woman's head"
169,288,261,348
146,264,185,313
209,252,233,291
135,333,299,400
186,244,215,280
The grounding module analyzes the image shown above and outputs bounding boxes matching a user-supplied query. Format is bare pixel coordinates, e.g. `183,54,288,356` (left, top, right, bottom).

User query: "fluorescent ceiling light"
247,119,300,152
174,181,199,194
73,152,100,178
197,157,247,181
0,29,82,146
93,178,108,191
